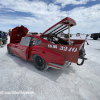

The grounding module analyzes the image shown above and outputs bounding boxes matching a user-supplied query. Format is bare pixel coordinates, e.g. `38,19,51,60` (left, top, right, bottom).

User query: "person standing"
0,31,3,47
85,34,89,45
8,29,12,36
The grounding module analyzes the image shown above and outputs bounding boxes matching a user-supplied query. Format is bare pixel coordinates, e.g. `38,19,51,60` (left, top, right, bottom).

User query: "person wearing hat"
0,31,3,47
85,34,89,45
8,29,12,36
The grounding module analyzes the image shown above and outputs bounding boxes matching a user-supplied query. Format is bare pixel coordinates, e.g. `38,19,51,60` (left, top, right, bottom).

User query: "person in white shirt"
85,34,89,45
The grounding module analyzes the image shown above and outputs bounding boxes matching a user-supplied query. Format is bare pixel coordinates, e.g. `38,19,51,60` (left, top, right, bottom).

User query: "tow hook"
77,57,87,66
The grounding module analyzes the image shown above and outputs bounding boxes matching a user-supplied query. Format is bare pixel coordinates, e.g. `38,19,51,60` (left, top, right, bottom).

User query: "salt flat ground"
0,35,100,100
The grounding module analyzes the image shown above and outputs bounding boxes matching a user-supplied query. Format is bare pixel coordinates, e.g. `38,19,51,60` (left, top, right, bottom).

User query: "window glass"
20,37,31,46
31,37,41,45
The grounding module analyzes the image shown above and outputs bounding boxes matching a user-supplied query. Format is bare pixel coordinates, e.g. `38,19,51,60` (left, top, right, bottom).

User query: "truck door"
15,36,31,61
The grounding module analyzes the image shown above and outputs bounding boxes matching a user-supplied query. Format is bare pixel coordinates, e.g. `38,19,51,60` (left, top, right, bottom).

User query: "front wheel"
32,55,48,71
7,47,14,56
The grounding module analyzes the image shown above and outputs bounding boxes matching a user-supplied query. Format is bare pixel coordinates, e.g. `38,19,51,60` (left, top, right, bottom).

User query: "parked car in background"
2,32,8,44
0,31,8,44
76,33,80,36
90,33,100,40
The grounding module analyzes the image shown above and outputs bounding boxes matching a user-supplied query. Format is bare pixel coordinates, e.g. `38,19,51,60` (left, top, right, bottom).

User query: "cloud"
67,4,100,34
0,0,67,32
0,0,60,16
55,0,95,7
0,0,100,34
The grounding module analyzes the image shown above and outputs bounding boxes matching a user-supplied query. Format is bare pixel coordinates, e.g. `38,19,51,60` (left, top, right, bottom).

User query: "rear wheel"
32,55,48,71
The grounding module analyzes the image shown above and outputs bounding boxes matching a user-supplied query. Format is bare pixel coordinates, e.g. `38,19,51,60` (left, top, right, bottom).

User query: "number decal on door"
59,46,77,52
48,44,78,52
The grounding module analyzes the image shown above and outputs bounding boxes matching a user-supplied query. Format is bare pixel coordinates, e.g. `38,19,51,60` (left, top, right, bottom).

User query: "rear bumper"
48,61,71,69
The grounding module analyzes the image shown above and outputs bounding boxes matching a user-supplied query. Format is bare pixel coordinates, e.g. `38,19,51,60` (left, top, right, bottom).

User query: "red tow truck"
7,17,86,71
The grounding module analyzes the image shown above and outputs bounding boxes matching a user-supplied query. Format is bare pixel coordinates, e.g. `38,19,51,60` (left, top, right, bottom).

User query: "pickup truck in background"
90,33,100,40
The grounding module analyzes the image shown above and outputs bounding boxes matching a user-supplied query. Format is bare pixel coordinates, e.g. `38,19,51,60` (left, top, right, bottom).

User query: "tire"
7,47,14,55
32,55,48,71
93,36,98,40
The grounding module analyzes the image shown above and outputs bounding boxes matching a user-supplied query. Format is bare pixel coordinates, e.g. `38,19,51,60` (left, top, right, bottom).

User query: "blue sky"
0,0,100,34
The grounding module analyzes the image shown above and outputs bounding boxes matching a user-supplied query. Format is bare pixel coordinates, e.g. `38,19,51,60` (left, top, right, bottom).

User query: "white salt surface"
0,35,100,100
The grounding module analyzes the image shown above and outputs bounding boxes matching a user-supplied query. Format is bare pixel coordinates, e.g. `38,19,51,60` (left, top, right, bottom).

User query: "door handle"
23,50,25,52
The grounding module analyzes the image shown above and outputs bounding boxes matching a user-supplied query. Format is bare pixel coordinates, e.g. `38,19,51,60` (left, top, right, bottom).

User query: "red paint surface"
40,43,80,63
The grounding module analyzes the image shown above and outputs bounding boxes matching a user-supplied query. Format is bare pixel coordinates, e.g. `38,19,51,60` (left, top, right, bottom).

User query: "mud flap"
40,43,80,63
